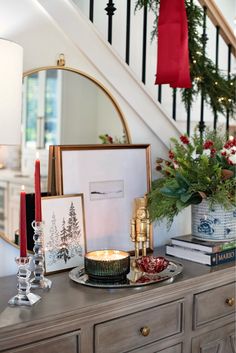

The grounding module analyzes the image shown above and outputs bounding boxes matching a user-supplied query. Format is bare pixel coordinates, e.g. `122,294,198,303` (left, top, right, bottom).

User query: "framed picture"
41,194,86,274
49,144,152,252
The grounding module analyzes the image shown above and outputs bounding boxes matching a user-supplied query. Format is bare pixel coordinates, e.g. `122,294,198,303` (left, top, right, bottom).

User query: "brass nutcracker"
130,196,150,258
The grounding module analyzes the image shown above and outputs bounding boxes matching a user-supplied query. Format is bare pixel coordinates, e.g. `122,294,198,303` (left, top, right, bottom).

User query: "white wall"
214,0,236,31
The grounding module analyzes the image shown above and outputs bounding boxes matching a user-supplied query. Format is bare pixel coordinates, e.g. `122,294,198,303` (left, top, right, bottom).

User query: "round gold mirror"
22,66,131,148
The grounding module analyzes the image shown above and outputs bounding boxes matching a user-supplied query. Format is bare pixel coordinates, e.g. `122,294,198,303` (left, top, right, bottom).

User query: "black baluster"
89,0,94,22
105,0,117,45
126,0,131,65
226,44,232,136
142,5,147,84
199,6,207,137
172,88,177,121
213,26,219,130
186,0,193,135
158,85,162,103
187,97,191,135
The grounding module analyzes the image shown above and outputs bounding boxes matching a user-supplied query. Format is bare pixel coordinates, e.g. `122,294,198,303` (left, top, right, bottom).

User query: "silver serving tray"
69,260,183,288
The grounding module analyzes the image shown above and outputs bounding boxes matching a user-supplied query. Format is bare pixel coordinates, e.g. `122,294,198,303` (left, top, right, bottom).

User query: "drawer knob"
140,326,150,337
225,297,235,306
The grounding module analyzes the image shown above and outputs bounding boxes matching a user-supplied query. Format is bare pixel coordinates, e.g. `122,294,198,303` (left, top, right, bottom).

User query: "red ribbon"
155,0,192,88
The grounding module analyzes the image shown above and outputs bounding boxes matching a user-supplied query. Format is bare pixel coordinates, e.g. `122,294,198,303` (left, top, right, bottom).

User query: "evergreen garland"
135,0,236,118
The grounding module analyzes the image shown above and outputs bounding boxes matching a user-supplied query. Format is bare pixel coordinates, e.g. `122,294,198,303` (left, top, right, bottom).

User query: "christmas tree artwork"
45,201,83,266
46,212,60,266
66,202,82,257
57,217,71,263
43,196,85,273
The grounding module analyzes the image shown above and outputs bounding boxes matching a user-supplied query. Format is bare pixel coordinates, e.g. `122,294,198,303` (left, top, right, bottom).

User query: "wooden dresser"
0,249,235,353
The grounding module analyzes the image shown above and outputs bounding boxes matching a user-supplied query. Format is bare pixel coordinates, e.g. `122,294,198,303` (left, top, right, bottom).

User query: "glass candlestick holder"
8,257,41,306
30,221,52,289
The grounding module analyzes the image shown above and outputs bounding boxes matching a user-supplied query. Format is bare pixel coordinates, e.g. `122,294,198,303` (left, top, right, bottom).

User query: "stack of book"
166,234,236,266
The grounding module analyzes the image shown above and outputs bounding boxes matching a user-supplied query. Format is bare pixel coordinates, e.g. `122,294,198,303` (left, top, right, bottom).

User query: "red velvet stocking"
155,0,192,88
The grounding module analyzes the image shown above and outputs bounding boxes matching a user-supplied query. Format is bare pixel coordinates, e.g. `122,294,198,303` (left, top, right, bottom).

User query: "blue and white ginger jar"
192,199,236,242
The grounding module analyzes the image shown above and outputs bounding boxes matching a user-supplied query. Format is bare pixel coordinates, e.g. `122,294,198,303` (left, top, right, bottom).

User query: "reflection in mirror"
0,66,130,251
23,68,130,148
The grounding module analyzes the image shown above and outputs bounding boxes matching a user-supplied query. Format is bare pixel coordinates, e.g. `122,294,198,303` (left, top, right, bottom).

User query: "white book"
166,245,236,266
166,245,212,265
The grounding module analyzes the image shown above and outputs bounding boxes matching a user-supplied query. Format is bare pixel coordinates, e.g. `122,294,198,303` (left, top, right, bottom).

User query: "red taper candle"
20,185,27,257
35,154,42,222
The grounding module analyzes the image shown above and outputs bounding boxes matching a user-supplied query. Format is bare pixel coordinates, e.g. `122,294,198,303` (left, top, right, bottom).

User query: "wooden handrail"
198,0,236,56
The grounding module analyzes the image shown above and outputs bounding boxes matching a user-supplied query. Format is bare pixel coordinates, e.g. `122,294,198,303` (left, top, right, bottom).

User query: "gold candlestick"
130,195,150,258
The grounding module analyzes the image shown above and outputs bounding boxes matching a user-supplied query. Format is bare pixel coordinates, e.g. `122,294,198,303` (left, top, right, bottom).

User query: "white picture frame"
51,145,151,252
42,194,86,274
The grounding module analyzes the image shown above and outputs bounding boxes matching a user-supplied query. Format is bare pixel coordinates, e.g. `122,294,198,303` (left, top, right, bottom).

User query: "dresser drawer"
128,342,183,353
4,330,81,353
95,300,184,353
193,282,235,328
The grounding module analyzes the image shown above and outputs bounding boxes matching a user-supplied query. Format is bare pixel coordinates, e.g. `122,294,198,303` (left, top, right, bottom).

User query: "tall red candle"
35,156,42,222
20,185,27,257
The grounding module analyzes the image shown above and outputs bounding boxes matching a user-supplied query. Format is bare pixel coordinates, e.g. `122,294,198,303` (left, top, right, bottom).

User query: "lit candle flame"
86,250,129,261
21,185,25,192
36,151,39,159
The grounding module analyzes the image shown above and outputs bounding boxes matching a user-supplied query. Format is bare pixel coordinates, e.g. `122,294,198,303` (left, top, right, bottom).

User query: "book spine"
210,248,236,266
212,242,236,253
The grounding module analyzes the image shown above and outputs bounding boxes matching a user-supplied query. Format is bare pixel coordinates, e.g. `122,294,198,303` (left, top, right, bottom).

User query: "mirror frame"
23,65,131,144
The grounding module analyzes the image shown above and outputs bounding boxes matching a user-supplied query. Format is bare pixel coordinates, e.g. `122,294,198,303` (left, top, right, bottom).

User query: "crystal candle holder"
8,257,41,306
30,221,52,289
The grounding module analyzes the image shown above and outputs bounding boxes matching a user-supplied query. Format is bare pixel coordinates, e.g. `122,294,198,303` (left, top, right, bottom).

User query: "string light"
214,81,218,85
195,76,202,82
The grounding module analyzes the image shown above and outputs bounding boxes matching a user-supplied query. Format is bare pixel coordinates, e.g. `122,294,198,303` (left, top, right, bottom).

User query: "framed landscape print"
41,194,86,274
49,144,152,252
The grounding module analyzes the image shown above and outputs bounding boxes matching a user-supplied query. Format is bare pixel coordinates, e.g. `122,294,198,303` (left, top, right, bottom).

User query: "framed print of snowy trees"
41,194,86,274
48,145,152,252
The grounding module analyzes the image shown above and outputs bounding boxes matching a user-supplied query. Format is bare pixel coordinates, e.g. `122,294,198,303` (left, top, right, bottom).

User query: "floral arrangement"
148,130,236,227
99,133,114,144
99,133,128,144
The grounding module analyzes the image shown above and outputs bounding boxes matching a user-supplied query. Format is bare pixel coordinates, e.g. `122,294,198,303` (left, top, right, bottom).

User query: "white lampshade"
0,39,23,145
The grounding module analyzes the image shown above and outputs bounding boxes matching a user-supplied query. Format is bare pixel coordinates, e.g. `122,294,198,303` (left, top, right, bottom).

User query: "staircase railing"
74,0,235,135
198,0,235,134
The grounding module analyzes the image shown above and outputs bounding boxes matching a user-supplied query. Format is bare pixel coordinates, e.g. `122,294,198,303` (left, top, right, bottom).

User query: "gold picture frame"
48,144,152,252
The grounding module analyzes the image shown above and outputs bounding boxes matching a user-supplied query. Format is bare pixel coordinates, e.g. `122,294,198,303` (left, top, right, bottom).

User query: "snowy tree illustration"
66,202,83,257
46,212,60,266
57,217,71,263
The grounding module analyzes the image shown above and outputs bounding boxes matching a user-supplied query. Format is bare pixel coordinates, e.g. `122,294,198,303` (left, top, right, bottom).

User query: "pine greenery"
148,130,236,227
